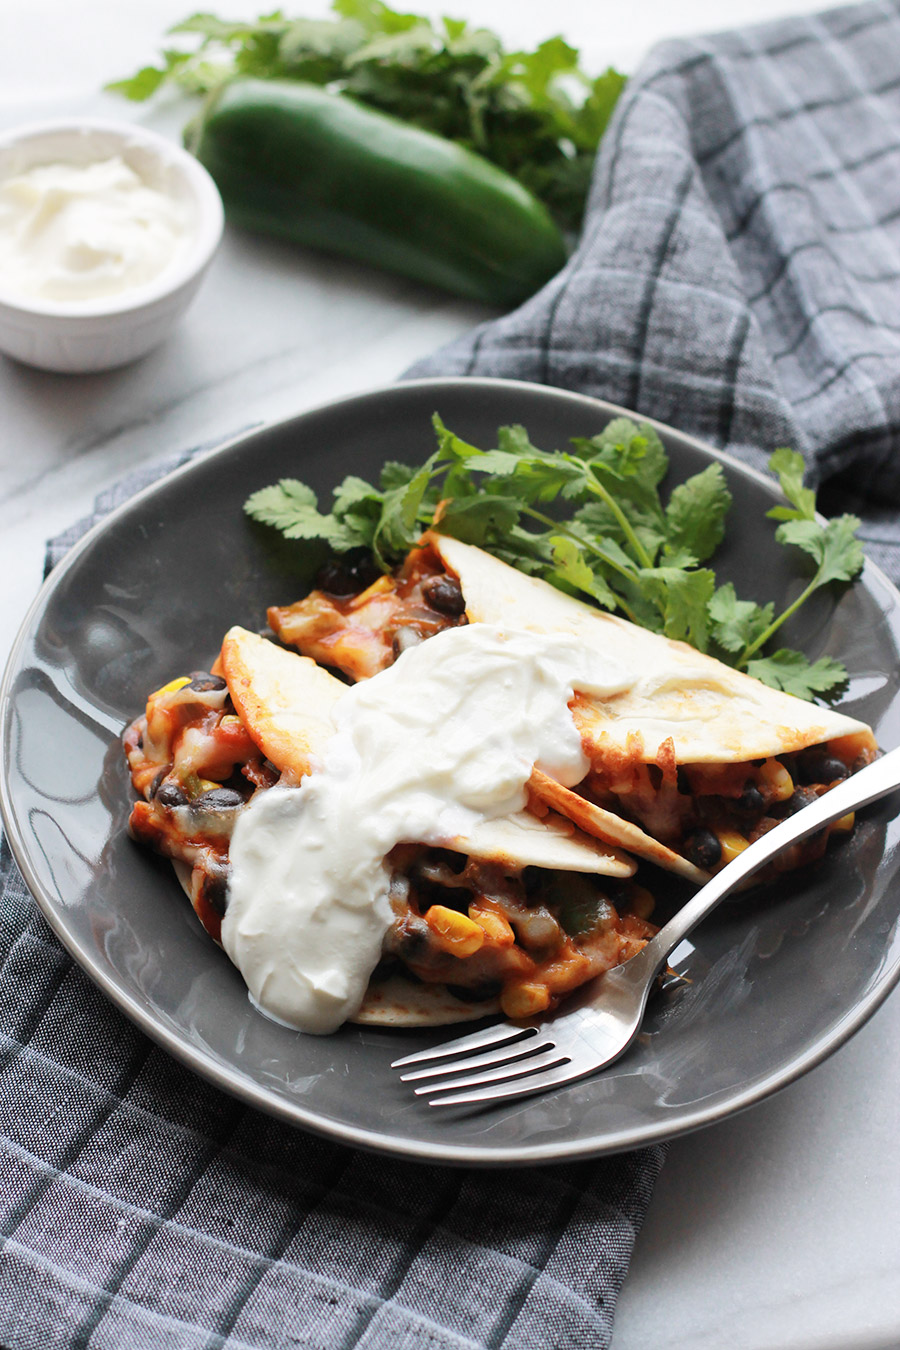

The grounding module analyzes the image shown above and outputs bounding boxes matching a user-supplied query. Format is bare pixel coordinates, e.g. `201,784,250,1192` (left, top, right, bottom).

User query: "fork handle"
634,743,900,982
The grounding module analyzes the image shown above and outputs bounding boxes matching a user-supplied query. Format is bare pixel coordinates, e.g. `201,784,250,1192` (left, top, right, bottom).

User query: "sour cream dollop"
222,623,634,1034
0,156,189,303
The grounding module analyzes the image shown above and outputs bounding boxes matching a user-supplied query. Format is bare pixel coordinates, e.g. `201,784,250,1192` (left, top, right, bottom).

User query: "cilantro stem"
522,507,643,624
737,572,823,666
582,464,655,569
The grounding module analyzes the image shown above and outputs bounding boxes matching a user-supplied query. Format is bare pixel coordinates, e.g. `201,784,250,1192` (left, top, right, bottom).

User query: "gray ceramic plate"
3,377,900,1166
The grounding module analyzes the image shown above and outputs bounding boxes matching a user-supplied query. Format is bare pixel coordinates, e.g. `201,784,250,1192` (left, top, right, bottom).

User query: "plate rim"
3,374,900,1166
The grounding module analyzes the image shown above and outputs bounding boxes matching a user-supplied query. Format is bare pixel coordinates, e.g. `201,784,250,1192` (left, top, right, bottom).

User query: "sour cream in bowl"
0,119,223,373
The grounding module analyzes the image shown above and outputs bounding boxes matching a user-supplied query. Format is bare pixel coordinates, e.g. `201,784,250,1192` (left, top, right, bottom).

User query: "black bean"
201,860,230,916
428,848,467,874
684,828,722,869
315,548,380,597
187,672,226,693
446,981,502,1003
156,781,188,808
736,783,765,815
395,923,429,962
797,749,849,785
411,870,470,910
781,787,819,816
392,627,422,659
194,787,244,811
316,560,357,597
676,766,692,795
522,866,542,896
423,574,466,616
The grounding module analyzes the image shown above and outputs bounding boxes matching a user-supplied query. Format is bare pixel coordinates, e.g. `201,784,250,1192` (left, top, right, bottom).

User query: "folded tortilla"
431,535,870,765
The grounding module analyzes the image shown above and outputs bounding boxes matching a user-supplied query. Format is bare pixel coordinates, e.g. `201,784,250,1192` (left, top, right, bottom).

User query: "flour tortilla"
431,534,870,764
353,975,499,1026
529,769,709,884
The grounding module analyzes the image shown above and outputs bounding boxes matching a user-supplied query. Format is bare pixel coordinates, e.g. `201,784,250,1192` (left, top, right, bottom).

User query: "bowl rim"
0,116,224,320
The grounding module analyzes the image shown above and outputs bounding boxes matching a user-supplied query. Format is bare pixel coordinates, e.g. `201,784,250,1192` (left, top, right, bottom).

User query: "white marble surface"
1,3,898,1348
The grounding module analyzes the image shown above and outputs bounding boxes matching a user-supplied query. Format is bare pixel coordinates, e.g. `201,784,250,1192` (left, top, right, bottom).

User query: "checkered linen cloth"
4,1,900,1345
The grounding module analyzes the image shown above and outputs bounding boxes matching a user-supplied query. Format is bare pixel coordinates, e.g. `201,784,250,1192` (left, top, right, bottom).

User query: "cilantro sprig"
107,2,625,232
245,418,865,701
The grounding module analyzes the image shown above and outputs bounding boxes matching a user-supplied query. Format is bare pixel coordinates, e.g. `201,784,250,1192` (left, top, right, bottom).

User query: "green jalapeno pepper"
187,78,568,306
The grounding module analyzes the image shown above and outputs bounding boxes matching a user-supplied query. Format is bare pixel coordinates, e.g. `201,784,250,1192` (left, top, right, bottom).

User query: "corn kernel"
425,905,484,958
759,759,794,802
501,981,551,1020
468,904,515,946
830,811,856,833
542,951,592,995
150,675,190,700
220,714,242,727
716,829,749,864
197,778,223,794
351,574,394,605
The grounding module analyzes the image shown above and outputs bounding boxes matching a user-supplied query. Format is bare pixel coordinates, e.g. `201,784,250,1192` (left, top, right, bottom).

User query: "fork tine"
390,1022,533,1070
428,1059,588,1108
416,1047,569,1098
399,1036,553,1083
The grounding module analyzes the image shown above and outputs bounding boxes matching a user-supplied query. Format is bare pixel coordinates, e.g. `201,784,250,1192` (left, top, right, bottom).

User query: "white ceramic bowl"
0,118,224,373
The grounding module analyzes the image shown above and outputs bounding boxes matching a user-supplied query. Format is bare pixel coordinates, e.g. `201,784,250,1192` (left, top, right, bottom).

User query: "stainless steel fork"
392,744,900,1109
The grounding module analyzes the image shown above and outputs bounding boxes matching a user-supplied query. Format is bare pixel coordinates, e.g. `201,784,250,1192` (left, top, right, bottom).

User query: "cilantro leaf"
244,479,359,547
637,566,715,650
766,447,816,522
105,64,171,100
378,460,419,490
574,499,667,565
746,650,848,699
775,514,864,586
664,463,731,562
547,536,619,610
576,419,668,488
435,494,522,545
511,452,591,504
331,474,379,515
733,462,865,685
709,583,774,655
371,455,437,565
431,413,489,463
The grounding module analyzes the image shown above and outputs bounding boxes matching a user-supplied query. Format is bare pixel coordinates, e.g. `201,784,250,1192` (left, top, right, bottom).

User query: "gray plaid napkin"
4,0,900,1344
